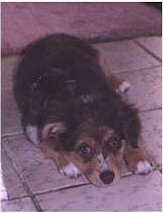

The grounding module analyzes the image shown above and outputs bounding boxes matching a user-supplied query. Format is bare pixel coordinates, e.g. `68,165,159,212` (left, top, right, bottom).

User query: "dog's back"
14,34,110,113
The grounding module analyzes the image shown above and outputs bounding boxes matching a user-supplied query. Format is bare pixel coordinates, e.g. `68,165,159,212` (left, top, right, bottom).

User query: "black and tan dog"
14,34,152,186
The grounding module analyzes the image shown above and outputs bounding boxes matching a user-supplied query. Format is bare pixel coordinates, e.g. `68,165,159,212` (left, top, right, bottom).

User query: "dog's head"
40,122,126,186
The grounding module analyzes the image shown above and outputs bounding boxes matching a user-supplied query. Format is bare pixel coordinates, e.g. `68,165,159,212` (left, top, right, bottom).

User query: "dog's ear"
41,122,67,143
41,122,76,151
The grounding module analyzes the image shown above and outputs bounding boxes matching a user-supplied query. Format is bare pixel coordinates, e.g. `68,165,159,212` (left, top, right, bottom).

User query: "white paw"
25,125,39,146
116,81,131,94
135,160,152,175
59,162,82,179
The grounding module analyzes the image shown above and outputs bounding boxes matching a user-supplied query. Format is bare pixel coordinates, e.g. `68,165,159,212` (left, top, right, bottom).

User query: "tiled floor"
1,36,162,211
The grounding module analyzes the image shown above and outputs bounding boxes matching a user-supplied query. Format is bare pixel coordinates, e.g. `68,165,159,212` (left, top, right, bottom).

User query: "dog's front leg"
124,143,152,175
99,56,131,94
40,143,81,179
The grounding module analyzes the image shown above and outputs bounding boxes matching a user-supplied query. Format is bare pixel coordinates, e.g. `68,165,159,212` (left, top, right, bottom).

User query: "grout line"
1,180,90,202
2,131,24,139
1,144,43,212
32,182,91,198
1,195,31,202
110,64,161,75
139,107,162,114
19,180,43,212
134,40,162,63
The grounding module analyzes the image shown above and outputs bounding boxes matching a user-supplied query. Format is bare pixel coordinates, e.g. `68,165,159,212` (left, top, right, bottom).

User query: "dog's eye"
107,135,122,153
77,143,94,160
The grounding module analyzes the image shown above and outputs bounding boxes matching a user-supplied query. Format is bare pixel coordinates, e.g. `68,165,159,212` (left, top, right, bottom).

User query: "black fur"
14,33,141,150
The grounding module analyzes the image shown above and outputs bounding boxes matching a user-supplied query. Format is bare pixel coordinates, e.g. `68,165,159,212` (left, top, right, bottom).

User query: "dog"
14,33,152,186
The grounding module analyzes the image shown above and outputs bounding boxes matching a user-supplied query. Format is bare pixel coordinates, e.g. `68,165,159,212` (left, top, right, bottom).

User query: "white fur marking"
59,162,81,178
25,125,39,146
1,172,8,200
98,154,108,171
116,81,131,94
135,160,152,175
80,94,94,104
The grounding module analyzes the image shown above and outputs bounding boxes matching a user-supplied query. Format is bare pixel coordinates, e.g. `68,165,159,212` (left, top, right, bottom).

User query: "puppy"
14,34,152,186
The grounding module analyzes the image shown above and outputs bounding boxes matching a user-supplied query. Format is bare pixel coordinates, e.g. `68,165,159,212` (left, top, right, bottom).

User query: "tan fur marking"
106,139,126,177
99,55,125,90
40,143,68,170
100,127,114,143
83,137,96,149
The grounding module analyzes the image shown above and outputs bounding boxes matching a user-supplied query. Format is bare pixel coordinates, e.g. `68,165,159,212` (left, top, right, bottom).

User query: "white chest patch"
25,125,39,146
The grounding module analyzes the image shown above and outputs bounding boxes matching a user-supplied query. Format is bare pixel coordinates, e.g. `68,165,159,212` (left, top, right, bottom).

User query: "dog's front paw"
134,160,152,175
59,162,82,179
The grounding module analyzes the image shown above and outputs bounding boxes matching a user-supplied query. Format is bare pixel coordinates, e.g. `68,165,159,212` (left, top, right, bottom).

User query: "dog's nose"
100,170,114,184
